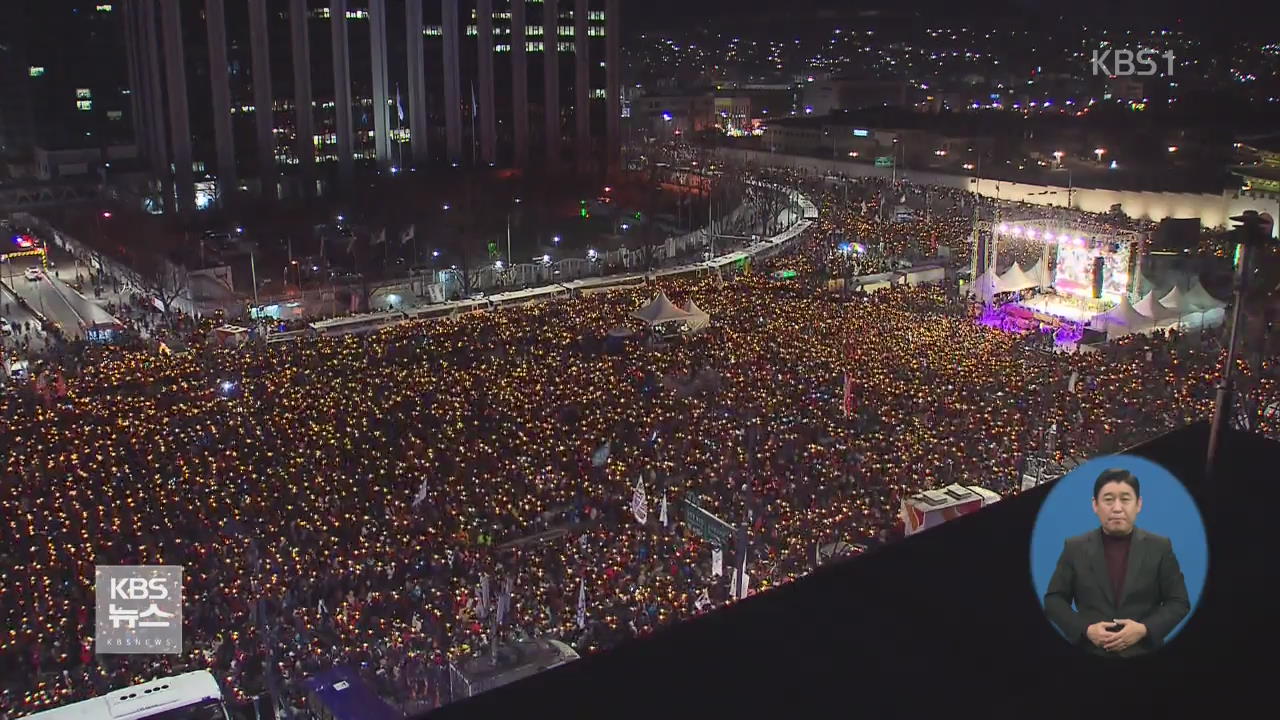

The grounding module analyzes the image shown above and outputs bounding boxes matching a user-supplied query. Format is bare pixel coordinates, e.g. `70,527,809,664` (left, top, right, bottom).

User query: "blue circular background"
1029,454,1208,644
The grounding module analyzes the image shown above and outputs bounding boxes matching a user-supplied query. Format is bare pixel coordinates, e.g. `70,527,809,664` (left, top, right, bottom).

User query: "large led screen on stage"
1052,240,1131,299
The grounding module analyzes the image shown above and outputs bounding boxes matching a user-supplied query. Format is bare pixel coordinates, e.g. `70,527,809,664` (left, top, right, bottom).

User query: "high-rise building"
122,0,623,213
0,2,134,168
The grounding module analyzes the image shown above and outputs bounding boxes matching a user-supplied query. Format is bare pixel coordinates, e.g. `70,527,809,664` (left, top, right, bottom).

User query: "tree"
436,172,492,298
139,254,190,320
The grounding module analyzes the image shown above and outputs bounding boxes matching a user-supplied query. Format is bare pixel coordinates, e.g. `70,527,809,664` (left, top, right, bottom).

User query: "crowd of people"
1,166,1277,720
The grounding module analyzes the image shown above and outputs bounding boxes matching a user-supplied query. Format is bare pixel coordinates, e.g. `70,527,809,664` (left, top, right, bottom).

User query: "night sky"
627,0,1271,34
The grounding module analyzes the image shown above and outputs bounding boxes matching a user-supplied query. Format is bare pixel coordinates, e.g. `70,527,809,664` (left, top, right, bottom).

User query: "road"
1,284,50,354
3,269,118,340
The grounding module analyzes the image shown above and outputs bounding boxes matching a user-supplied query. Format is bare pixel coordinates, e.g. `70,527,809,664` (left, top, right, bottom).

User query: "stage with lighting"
968,220,1144,348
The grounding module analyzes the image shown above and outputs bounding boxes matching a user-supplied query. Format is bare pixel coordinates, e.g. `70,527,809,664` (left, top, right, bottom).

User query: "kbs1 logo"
1091,48,1175,77
94,565,183,654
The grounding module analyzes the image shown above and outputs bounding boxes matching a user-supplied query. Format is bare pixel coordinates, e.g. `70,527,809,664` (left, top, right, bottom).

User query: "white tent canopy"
1090,296,1153,340
1133,290,1183,326
1027,257,1051,289
966,270,999,302
1159,285,1198,317
631,292,693,326
1184,277,1226,311
996,262,1037,293
682,300,711,332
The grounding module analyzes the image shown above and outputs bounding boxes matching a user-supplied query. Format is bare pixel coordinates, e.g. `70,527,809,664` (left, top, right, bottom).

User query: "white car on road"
24,266,42,281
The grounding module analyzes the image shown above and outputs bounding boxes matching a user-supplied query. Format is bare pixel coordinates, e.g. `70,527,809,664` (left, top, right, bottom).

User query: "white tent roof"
1133,290,1182,324
682,300,711,332
1027,257,1051,288
1091,296,1153,340
1159,285,1199,316
1184,277,1226,311
631,292,693,326
965,270,998,300
682,299,710,319
997,262,1037,293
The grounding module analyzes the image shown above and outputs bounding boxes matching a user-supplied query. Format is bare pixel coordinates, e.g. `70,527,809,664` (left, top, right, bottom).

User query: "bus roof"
22,671,222,720
303,666,403,720
905,484,1000,510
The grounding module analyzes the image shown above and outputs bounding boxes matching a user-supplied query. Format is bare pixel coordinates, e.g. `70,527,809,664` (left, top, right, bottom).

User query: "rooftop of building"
1239,135,1280,155
1232,165,1280,182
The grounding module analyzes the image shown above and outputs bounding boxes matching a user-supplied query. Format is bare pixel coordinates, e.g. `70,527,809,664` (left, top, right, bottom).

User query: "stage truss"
969,218,1146,302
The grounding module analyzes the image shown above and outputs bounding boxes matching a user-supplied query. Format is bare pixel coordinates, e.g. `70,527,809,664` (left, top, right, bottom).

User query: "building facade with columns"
122,0,623,213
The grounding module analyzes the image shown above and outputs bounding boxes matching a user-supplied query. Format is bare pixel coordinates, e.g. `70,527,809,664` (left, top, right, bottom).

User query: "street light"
1094,148,1106,162
442,204,451,211
552,235,561,245
1052,150,1064,166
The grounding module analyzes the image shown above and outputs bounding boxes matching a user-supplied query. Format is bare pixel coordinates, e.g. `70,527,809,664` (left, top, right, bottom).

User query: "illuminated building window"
76,88,93,99
526,41,544,52
28,66,45,77
77,100,93,111
424,26,442,36
588,11,605,20
345,9,368,19
557,41,574,52
590,89,605,99
588,27,605,37
496,44,512,52
96,4,113,11
467,25,477,36
107,110,123,120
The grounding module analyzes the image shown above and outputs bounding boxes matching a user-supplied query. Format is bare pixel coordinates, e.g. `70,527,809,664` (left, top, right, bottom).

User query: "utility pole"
1206,210,1274,482
250,250,260,311
708,178,714,259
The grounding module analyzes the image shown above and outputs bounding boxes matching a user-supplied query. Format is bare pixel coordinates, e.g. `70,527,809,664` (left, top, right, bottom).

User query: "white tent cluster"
995,262,1038,294
682,299,711,333
1092,277,1227,339
630,292,712,332
965,260,1049,302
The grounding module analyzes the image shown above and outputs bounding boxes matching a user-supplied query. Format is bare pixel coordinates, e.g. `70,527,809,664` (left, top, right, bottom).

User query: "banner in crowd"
711,548,723,577
576,579,586,629
631,478,648,524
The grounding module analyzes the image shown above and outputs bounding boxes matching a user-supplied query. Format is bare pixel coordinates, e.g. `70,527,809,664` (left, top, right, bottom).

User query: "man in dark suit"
1043,468,1191,657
